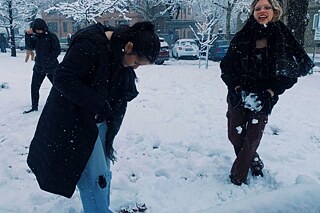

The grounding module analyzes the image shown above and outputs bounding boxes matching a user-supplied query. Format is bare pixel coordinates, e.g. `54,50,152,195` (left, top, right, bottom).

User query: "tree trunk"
225,2,233,40
8,0,16,57
286,0,309,46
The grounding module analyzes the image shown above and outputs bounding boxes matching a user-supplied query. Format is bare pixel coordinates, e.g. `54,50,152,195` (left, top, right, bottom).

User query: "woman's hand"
25,50,35,62
26,28,33,35
266,89,274,97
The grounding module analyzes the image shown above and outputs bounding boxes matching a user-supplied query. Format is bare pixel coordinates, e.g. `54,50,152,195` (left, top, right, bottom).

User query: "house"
41,2,320,52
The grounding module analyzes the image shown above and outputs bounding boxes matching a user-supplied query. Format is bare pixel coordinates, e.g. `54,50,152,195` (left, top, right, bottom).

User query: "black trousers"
30,64,54,108
226,96,268,181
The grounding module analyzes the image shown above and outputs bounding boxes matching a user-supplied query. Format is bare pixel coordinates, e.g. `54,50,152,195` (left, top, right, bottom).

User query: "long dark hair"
109,21,160,68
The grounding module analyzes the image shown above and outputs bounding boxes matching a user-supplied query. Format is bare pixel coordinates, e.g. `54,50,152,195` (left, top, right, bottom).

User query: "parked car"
171,39,199,60
155,37,170,65
208,39,230,61
59,37,69,51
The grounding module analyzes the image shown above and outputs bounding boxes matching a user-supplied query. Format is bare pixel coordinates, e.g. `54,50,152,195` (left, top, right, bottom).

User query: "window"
63,22,68,32
47,22,58,33
115,20,129,27
188,8,192,15
187,31,193,38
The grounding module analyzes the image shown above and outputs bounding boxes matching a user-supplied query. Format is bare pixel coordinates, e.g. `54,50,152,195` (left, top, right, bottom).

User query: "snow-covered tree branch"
0,0,38,56
46,0,129,26
125,0,164,21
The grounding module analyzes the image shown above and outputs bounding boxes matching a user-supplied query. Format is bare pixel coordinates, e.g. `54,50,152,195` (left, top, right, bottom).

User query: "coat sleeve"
105,98,127,161
220,37,242,89
103,67,139,161
53,39,106,115
47,33,61,66
271,26,313,95
25,32,35,50
289,35,315,77
275,24,315,78
270,75,297,95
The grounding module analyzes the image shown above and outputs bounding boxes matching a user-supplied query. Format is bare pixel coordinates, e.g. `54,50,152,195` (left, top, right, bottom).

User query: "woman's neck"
105,31,113,40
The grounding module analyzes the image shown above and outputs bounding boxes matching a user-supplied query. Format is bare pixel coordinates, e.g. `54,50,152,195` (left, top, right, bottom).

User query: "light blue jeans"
77,121,113,213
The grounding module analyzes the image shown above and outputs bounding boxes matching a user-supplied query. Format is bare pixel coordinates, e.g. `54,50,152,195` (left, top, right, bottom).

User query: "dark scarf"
242,16,314,78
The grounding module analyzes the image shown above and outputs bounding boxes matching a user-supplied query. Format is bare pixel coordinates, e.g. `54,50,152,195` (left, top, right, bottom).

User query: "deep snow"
0,51,320,213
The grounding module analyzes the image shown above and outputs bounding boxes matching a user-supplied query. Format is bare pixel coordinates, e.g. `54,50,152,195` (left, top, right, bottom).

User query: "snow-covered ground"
0,51,320,213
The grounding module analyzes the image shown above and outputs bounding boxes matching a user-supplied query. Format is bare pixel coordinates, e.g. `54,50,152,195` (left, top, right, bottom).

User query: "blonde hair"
250,0,283,22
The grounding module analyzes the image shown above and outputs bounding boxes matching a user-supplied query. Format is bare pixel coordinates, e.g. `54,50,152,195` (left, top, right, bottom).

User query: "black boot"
229,173,247,186
251,156,264,177
23,107,38,114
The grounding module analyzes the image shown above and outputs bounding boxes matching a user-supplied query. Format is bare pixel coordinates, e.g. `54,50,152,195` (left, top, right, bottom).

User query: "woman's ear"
124,42,134,54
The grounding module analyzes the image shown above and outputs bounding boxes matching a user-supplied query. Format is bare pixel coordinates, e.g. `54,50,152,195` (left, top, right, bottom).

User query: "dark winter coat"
25,18,61,73
220,16,314,113
27,23,139,198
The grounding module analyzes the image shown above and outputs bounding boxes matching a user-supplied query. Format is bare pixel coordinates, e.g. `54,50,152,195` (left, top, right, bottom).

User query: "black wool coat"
25,29,61,73
220,17,314,113
27,23,138,198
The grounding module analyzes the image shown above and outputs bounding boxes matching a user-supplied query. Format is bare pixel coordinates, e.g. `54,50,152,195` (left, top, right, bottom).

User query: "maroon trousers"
226,97,268,181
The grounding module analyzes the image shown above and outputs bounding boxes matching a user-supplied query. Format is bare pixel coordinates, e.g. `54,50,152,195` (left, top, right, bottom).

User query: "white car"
59,37,69,52
171,39,199,60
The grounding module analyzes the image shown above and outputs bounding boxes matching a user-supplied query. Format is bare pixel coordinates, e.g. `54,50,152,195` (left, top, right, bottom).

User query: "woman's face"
35,29,44,34
122,54,150,69
253,0,274,25
122,42,150,69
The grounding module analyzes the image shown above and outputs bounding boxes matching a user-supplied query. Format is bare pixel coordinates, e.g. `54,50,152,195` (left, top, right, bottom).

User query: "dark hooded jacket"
27,23,139,198
25,18,61,72
221,16,314,113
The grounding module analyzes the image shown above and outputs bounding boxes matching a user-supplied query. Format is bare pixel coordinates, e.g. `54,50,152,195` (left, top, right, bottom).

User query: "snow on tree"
182,0,249,68
188,0,250,39
164,0,250,41
46,0,129,27
189,0,224,67
160,0,193,19
191,18,220,69
224,0,250,39
125,0,166,21
0,0,38,57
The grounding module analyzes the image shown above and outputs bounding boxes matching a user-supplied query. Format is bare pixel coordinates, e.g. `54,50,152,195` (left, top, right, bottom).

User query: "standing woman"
220,0,314,186
27,21,160,212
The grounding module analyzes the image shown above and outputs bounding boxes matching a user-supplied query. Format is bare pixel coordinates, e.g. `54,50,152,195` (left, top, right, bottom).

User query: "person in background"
27,21,160,213
220,0,314,186
23,18,61,114
67,32,72,46
0,33,7,53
